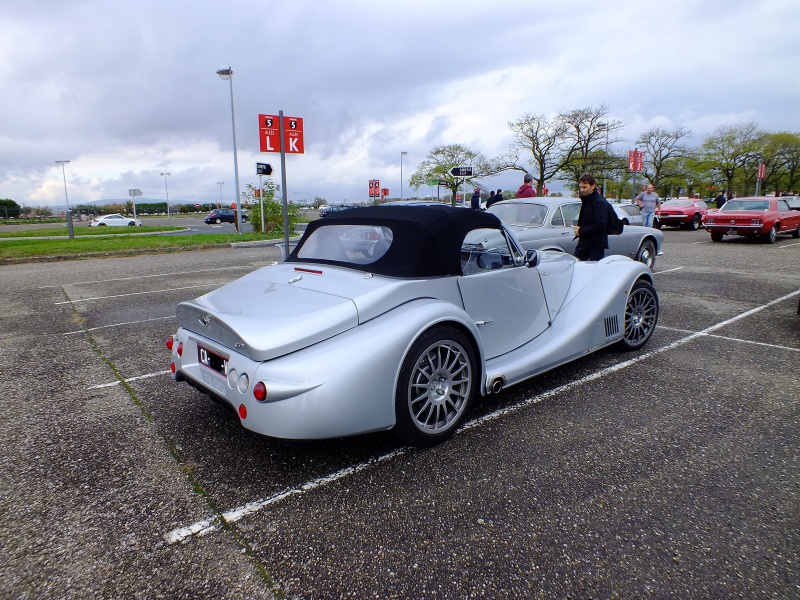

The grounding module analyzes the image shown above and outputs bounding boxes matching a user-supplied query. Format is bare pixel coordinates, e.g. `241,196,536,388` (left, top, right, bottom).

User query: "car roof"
287,204,504,278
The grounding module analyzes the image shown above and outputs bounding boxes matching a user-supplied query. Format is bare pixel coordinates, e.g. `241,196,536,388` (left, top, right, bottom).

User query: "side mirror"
525,249,539,267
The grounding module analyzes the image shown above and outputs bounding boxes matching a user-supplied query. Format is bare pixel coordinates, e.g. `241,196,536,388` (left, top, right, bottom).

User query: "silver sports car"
487,197,664,269
167,205,659,446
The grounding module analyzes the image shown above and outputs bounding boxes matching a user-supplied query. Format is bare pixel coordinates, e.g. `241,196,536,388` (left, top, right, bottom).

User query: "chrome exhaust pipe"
490,378,503,394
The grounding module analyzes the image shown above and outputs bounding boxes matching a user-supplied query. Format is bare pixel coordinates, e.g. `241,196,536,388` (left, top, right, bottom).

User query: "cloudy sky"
2,0,798,209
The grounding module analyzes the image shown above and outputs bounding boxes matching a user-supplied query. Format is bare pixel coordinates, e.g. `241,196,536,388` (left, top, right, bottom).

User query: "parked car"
204,208,245,224
656,198,710,230
319,206,348,217
89,214,142,227
782,195,800,210
611,202,648,226
487,197,664,269
702,197,800,243
167,204,659,446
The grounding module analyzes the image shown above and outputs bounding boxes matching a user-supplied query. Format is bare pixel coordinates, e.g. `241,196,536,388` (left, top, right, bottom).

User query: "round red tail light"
166,336,174,351
253,382,267,402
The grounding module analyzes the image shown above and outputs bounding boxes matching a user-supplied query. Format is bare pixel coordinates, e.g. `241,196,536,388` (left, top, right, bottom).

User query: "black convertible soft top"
286,204,504,278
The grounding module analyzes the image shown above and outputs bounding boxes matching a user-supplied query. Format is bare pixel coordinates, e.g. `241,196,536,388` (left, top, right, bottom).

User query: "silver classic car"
487,197,664,269
167,205,659,446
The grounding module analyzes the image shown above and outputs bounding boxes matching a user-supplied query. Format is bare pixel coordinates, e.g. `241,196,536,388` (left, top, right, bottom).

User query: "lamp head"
216,66,233,80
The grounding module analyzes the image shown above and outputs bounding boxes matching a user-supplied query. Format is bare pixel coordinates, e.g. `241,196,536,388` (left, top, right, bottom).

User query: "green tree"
559,104,622,188
241,181,299,234
409,144,493,206
700,122,763,198
0,198,22,218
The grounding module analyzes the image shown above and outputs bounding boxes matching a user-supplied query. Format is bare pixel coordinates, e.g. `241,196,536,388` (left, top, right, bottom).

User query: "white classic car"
167,205,659,446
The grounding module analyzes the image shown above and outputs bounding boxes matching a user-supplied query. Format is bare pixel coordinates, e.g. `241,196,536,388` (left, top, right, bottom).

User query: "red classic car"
702,197,800,243
656,198,710,230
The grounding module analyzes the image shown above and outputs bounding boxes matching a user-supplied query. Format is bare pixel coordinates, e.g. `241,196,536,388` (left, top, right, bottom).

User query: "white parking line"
653,267,685,274
88,370,170,389
41,265,250,289
776,241,800,249
162,288,800,545
64,315,175,335
658,326,800,353
54,284,215,305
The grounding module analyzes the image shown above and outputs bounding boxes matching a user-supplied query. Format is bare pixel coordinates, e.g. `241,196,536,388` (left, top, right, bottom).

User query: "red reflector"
253,382,267,401
294,267,323,275
238,404,247,419
366,232,380,240
170,362,175,374
177,342,183,357
166,336,174,351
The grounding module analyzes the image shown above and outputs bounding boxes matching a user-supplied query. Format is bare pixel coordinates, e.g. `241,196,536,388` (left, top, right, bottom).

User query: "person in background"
516,174,537,198
714,192,726,209
635,183,661,227
573,173,609,261
486,189,504,208
470,187,482,210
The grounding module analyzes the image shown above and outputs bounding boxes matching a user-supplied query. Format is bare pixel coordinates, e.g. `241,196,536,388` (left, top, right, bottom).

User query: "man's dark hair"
523,174,533,183
579,173,596,185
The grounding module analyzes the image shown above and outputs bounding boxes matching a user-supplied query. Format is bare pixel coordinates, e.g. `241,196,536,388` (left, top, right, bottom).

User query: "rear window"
297,224,393,264
722,201,769,211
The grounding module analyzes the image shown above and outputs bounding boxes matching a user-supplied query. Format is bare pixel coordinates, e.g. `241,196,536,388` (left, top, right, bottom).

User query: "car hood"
176,262,448,361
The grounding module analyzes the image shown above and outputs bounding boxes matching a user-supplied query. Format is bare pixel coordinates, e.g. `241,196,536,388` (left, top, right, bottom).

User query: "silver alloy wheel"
406,338,472,436
622,280,658,349
636,240,656,269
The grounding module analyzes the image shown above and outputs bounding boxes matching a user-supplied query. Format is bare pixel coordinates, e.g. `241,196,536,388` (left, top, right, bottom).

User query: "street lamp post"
161,172,171,219
55,160,74,239
217,181,224,208
400,151,408,201
216,66,242,234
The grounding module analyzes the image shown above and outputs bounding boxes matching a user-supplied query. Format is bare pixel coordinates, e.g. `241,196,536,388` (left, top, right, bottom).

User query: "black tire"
215,218,221,224
98,223,107,226
793,224,800,239
762,225,778,244
393,326,477,447
128,221,136,226
635,239,657,270
688,214,701,230
711,232,723,242
617,279,659,351
654,219,662,229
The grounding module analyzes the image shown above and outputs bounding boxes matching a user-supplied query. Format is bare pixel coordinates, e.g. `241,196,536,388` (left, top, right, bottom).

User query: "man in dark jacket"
515,174,537,198
470,187,482,210
573,173,609,261
486,189,503,208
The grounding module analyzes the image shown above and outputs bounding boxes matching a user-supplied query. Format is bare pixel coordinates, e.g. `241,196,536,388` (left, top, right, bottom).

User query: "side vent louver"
604,315,620,338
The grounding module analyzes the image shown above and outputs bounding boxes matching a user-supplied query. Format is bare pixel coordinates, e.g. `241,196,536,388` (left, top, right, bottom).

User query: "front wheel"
215,218,221,224
793,224,800,239
128,221,136,226
635,239,657,270
393,326,477,447
762,225,778,244
617,279,659,351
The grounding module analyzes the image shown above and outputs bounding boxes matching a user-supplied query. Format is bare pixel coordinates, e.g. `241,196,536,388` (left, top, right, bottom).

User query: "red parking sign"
259,114,304,154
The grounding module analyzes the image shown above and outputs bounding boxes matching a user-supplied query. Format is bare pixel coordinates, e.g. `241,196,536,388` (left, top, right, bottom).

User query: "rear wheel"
688,214,701,230
762,224,778,243
635,239,657,269
793,224,800,239
393,326,477,447
710,232,723,242
617,279,659,351
98,223,107,226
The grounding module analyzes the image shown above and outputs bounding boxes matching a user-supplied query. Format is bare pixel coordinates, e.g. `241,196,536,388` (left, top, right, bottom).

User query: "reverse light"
166,336,174,351
253,382,267,402
237,373,249,393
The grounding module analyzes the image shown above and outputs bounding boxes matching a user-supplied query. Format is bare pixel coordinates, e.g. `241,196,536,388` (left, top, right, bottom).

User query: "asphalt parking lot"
1,227,798,598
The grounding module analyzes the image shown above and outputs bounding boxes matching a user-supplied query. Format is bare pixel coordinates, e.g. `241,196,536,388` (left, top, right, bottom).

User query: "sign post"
128,188,143,219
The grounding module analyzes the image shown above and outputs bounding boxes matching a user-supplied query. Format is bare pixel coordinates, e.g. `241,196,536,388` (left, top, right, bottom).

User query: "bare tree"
408,144,493,206
636,126,693,195
559,104,624,190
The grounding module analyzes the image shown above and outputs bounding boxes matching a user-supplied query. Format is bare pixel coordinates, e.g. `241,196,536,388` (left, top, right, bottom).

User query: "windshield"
487,202,548,226
721,200,770,212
